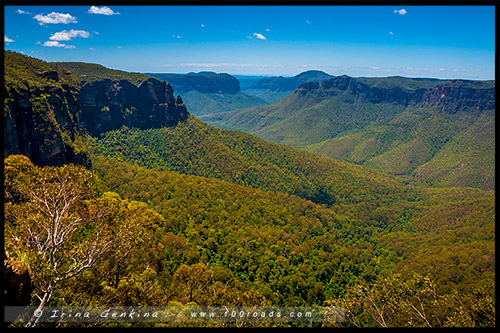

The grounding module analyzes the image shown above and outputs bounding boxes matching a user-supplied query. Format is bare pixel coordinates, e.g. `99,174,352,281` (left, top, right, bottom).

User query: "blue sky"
3,5,496,79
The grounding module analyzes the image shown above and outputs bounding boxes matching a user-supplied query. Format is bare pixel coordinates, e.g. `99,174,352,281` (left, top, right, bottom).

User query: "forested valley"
3,51,495,328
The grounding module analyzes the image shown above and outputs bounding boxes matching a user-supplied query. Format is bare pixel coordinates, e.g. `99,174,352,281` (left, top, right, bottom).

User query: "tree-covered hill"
202,75,495,190
55,62,151,86
5,146,494,327
90,116,413,215
91,155,495,309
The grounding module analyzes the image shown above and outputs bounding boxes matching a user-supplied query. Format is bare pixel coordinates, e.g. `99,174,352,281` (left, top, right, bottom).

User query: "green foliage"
329,272,495,327
54,62,150,86
412,109,495,190
87,153,494,326
4,51,79,91
4,144,494,328
90,116,412,214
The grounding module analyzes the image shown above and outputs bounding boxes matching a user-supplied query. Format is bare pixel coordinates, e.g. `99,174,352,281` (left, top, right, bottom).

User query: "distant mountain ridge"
146,72,241,94
242,70,334,102
203,75,495,190
147,72,268,116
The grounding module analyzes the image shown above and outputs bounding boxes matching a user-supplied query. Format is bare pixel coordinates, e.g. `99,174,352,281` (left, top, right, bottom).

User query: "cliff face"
4,51,189,167
297,76,495,113
147,72,241,94
78,77,189,136
4,72,90,168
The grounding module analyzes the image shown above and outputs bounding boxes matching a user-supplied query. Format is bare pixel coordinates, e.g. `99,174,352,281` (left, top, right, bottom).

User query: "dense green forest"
91,116,413,214
5,145,494,327
5,51,80,90
3,51,495,328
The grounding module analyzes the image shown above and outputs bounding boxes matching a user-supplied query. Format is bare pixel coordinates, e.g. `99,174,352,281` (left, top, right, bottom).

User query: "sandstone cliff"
4,51,91,167
297,75,495,113
78,77,189,136
4,53,190,167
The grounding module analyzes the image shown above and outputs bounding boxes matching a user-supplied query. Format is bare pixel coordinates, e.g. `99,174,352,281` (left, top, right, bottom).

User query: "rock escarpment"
78,77,189,136
4,51,91,167
4,51,190,166
297,75,495,113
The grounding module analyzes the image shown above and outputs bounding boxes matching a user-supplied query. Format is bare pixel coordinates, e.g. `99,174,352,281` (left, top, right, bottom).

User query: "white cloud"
34,12,77,25
43,40,67,48
88,6,120,15
389,31,394,35
16,9,32,15
49,29,90,41
394,9,407,15
253,32,267,40
265,28,271,32
5,35,15,43
201,24,205,27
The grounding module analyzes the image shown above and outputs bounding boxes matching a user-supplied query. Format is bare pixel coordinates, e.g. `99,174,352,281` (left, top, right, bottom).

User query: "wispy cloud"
88,6,120,16
42,29,89,48
394,9,407,15
4,35,15,43
34,12,77,25
49,29,90,41
43,40,75,48
389,31,394,35
252,32,267,40
16,9,32,15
